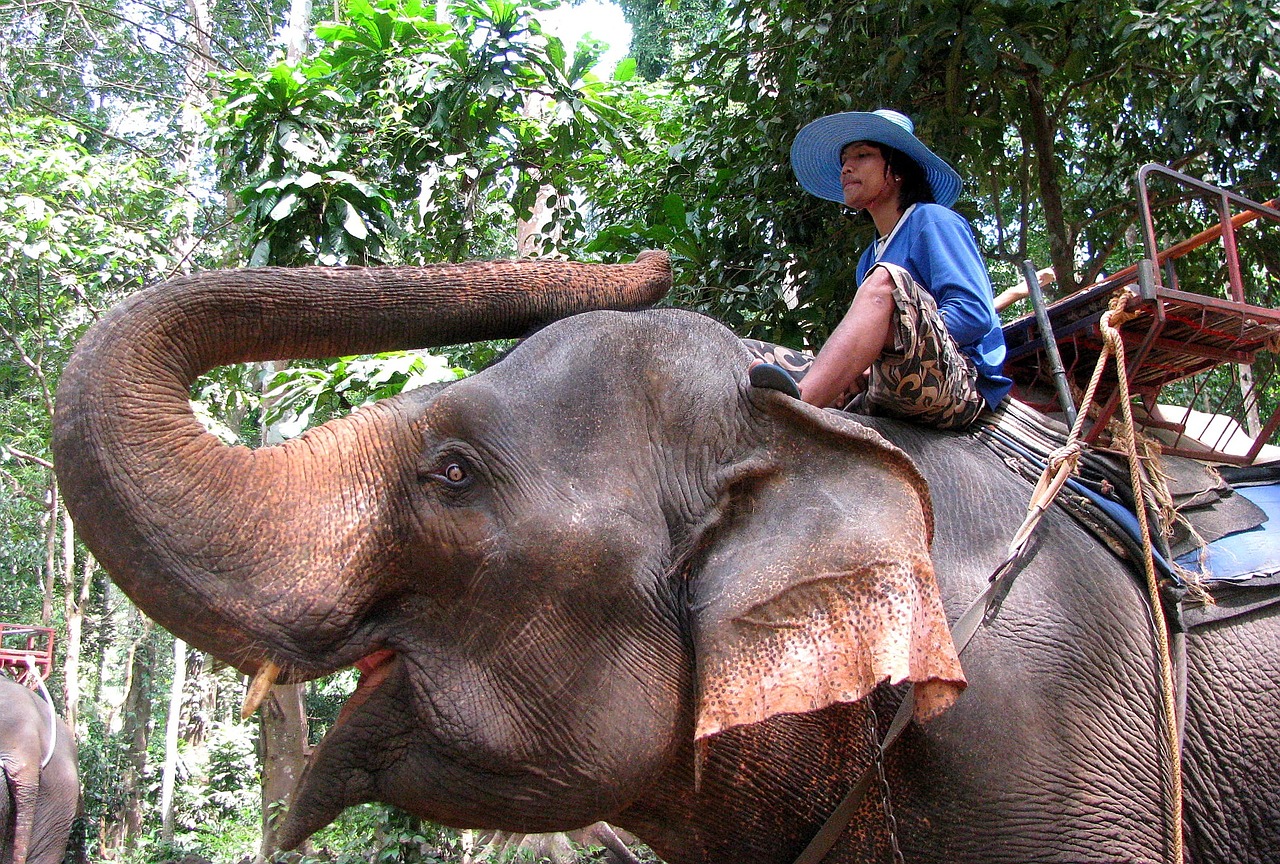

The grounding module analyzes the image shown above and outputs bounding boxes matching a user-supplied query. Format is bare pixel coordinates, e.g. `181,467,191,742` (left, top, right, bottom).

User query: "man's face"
839,142,902,213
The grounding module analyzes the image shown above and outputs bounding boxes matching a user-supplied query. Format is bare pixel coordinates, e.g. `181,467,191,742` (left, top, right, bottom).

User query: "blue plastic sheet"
1176,484,1280,583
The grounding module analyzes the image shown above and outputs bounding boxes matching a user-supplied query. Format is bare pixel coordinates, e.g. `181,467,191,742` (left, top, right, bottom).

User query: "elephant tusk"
241,660,282,720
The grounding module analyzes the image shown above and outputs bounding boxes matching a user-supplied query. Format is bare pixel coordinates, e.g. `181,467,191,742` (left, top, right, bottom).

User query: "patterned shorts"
743,264,985,430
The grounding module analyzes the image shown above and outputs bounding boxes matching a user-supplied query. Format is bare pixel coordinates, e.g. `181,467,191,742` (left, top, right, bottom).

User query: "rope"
1128,428,1213,605
1003,294,1121,563
1096,295,1185,864
1002,292,1183,863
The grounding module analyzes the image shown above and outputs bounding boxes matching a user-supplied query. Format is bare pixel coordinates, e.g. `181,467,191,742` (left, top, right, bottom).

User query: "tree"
160,639,188,843
0,0,291,145
588,0,1280,350
0,114,189,733
209,0,649,267
108,615,158,851
615,0,720,80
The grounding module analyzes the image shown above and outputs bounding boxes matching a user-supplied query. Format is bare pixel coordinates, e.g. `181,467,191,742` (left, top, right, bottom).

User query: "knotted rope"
1002,292,1183,864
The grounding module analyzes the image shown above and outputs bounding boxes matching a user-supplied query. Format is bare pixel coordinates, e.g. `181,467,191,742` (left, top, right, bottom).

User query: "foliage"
0,112,188,630
581,0,1280,352
0,113,182,319
0,0,292,147
77,710,130,845
614,0,721,80
164,722,264,861
208,0,653,268
302,805,464,864
263,351,465,438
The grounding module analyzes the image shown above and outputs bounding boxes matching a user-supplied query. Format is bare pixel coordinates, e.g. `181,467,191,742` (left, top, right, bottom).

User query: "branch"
66,0,235,73
0,318,54,418
1080,221,1132,285
26,98,159,158
2,445,54,471
23,61,189,105
164,214,239,279
0,465,52,507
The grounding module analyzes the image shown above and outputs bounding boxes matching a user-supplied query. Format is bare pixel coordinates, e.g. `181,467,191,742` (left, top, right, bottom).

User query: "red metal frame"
1110,165,1280,463
1003,164,1280,465
0,622,56,687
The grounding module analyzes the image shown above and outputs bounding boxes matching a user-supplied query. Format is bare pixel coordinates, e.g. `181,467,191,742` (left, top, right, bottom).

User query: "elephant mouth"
336,648,398,725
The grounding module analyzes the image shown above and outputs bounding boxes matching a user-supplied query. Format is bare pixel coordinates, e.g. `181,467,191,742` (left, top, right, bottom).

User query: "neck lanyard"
873,203,916,263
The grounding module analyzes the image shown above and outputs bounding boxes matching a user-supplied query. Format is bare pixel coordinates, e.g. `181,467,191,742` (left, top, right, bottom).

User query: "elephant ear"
690,390,965,741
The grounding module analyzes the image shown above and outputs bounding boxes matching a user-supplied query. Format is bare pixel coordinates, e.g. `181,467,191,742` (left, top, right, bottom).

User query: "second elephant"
0,677,79,864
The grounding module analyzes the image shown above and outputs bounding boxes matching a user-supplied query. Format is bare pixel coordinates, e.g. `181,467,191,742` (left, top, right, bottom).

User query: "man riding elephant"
748,108,1011,431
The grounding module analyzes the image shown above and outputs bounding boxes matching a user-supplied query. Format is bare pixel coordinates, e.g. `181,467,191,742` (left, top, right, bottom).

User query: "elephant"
0,677,80,864
51,252,1280,863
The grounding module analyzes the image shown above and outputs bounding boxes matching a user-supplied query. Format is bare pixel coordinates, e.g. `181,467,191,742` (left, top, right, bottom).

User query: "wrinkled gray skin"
51,259,1280,863
0,679,79,864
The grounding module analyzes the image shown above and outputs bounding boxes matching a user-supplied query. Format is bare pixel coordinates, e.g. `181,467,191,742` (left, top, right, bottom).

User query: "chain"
865,698,905,864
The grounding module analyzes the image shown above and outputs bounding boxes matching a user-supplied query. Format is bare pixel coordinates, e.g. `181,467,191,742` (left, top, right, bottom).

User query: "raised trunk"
52,257,669,677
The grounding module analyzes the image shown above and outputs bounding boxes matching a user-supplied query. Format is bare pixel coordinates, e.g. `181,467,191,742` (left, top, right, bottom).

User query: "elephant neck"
617,701,877,864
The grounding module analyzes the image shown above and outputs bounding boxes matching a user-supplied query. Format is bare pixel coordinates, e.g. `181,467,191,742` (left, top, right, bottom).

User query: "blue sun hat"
790,109,962,209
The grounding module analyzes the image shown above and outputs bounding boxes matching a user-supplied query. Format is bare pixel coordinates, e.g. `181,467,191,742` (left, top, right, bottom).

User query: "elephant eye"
425,453,474,492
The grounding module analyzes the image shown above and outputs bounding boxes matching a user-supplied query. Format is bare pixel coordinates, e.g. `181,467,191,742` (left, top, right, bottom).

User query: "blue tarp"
1176,484,1280,583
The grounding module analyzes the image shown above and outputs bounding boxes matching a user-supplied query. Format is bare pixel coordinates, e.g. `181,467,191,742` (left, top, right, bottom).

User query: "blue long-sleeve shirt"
855,203,1012,409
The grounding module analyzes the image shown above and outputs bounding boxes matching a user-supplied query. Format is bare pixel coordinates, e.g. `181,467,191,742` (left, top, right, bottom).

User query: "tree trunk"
97,581,123,728
175,0,213,272
283,0,312,64
516,92,553,257
106,617,156,852
160,637,188,842
257,684,310,861
63,510,95,728
1238,363,1262,437
1024,71,1076,293
41,476,57,624
186,650,212,747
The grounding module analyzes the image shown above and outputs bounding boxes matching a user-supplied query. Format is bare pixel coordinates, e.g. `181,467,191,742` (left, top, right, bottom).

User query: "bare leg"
798,266,896,408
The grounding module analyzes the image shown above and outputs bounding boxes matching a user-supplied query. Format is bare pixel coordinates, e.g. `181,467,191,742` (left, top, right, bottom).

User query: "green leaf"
249,238,271,267
269,192,299,221
546,35,566,72
662,193,687,229
613,57,637,82
341,199,369,239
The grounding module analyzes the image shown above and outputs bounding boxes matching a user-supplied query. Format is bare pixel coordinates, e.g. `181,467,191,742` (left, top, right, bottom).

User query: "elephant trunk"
52,255,670,675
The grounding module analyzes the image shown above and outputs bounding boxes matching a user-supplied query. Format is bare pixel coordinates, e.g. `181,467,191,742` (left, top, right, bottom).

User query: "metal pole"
1022,259,1078,426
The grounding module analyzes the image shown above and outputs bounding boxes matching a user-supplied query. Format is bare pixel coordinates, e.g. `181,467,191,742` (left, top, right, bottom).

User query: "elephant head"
52,258,963,851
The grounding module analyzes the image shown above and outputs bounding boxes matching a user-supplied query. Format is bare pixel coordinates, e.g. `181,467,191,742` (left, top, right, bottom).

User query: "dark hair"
880,143,934,208
844,141,935,210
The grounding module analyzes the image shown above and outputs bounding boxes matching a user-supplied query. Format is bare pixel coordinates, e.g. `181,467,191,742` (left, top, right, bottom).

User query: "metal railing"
0,622,56,686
